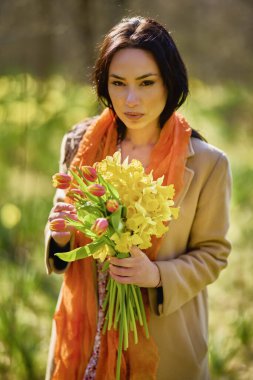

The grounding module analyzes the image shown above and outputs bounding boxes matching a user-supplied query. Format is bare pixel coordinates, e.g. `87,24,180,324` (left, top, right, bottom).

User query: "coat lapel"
175,139,195,207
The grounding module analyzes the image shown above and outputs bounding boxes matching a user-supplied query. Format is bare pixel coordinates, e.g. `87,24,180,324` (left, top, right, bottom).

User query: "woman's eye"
140,80,155,87
111,81,125,86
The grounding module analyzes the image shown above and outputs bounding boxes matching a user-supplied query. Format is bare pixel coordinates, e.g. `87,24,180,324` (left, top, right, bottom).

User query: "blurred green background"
0,1,253,379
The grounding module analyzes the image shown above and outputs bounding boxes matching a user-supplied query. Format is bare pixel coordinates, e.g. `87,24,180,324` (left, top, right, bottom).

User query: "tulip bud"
82,166,98,182
91,218,108,236
52,173,72,190
66,188,85,200
87,184,106,197
106,199,119,213
49,218,67,232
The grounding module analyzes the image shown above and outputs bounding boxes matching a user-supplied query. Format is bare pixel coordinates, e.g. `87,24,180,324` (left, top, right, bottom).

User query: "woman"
45,16,231,380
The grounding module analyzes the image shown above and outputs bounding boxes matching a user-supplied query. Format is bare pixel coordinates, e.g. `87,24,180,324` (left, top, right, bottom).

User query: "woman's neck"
120,126,160,168
125,125,160,147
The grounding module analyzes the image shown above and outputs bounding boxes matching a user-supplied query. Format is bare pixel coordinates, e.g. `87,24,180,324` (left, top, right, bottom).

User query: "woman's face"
108,48,168,132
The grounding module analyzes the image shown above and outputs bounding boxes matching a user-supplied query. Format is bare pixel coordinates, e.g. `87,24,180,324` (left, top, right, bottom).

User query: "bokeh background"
0,1,253,379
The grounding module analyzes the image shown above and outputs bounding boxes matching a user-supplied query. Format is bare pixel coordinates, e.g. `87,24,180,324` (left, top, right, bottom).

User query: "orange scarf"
52,108,191,380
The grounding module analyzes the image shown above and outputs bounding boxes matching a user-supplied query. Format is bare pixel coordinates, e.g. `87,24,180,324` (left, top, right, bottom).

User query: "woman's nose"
125,88,140,107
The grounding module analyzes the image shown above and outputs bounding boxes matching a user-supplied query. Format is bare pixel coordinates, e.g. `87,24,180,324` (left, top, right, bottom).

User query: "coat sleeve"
44,134,72,275
149,152,232,316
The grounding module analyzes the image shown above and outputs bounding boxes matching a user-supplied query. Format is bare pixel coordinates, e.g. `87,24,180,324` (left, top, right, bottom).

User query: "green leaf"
70,170,88,193
55,239,108,262
81,213,97,225
101,235,116,248
87,239,107,254
78,204,103,217
82,229,97,239
55,245,91,262
65,218,86,228
109,206,122,232
64,217,91,234
98,174,119,199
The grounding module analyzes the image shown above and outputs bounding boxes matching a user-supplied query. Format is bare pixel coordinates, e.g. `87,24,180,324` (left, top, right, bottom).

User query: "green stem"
136,287,149,339
130,285,143,325
102,290,110,311
106,277,111,291
99,197,107,214
125,285,130,329
116,286,124,380
129,298,138,344
113,283,121,329
129,288,138,320
108,278,116,330
123,285,128,350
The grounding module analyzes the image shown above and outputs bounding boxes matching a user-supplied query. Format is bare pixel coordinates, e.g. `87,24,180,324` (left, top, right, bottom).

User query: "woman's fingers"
109,256,135,268
129,245,143,257
109,272,135,284
48,202,77,246
53,202,76,212
109,246,160,287
109,246,143,267
109,262,135,277
48,202,77,222
48,211,76,222
51,231,71,247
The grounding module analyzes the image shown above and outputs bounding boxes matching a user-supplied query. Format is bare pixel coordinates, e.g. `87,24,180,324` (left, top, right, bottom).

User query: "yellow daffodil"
96,152,179,252
93,244,115,262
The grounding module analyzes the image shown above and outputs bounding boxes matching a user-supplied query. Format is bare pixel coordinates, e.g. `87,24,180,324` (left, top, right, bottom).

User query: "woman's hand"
48,202,77,247
109,246,161,288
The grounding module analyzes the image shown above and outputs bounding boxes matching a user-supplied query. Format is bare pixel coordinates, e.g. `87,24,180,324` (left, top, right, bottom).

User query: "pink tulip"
66,188,85,200
82,166,98,182
91,218,108,236
52,173,72,189
106,199,119,213
87,184,106,197
49,218,67,232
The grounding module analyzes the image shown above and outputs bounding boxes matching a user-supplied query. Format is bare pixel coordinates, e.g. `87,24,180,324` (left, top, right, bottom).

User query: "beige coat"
45,124,232,380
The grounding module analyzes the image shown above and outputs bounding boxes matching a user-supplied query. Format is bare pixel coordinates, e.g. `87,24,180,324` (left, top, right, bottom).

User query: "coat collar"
186,138,195,159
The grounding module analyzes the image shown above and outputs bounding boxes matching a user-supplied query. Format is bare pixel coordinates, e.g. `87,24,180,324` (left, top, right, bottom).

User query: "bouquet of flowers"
50,152,178,379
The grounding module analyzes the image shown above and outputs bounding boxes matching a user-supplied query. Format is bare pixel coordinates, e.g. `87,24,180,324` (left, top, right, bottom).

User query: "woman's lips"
124,112,144,120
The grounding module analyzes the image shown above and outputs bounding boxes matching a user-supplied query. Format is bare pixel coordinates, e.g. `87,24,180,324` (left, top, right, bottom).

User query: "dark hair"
93,16,205,141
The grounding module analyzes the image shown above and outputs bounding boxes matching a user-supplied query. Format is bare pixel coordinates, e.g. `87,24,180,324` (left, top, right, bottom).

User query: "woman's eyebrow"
136,73,159,80
109,73,159,80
